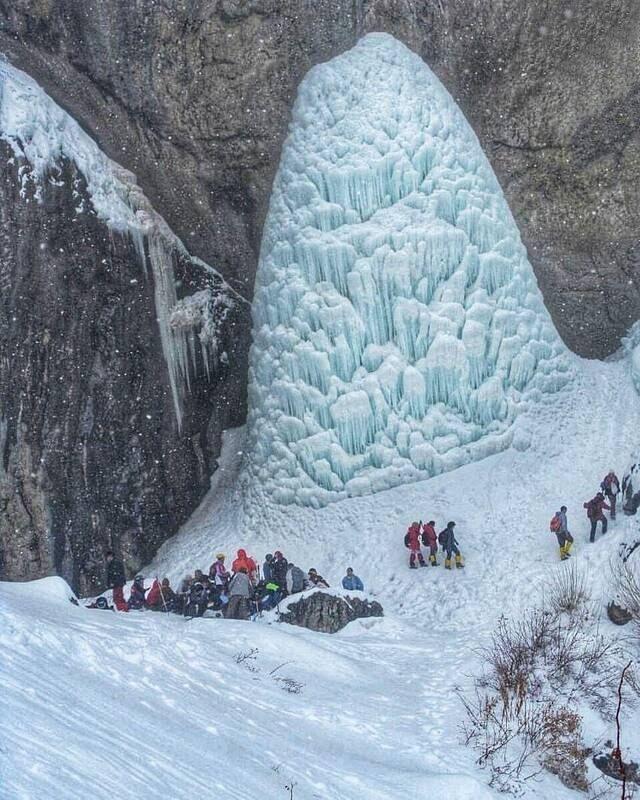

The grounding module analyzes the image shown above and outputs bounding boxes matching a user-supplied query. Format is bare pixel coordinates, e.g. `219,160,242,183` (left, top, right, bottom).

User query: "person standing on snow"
210,553,230,590
128,574,147,610
286,562,308,595
421,520,439,566
271,551,288,591
601,470,621,520
232,549,257,581
404,521,427,568
550,506,574,560
307,568,330,588
584,492,610,542
438,522,464,570
342,567,364,591
105,550,128,612
226,567,252,620
263,553,274,582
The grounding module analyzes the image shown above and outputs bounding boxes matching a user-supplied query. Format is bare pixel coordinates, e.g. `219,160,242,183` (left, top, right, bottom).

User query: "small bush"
547,562,590,616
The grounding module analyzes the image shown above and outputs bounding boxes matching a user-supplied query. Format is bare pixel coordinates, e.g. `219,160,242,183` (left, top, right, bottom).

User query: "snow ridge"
244,34,572,507
0,57,235,428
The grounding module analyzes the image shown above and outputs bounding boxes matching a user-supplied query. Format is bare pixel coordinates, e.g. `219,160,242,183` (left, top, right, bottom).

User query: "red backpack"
549,514,561,533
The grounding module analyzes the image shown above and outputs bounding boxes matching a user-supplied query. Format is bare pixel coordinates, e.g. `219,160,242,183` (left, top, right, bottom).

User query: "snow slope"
245,34,570,507
2,353,637,800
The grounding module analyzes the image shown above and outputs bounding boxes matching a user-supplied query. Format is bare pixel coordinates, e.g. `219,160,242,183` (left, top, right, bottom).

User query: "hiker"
286,562,308,595
271,551,288,590
421,520,438,566
404,521,426,568
194,569,209,587
263,553,274,582
260,581,282,611
147,578,176,611
105,551,128,612
226,567,252,620
550,506,574,560
584,492,610,542
86,596,112,611
210,553,230,589
601,470,621,520
128,574,147,610
308,568,330,588
438,522,464,570
342,567,364,591
184,581,209,617
232,549,257,581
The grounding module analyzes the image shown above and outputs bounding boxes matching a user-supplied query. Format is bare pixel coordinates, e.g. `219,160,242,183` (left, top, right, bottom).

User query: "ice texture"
244,34,571,506
0,58,236,428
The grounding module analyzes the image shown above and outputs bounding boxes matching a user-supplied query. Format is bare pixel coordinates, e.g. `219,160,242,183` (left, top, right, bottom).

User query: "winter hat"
216,553,225,560
265,553,273,561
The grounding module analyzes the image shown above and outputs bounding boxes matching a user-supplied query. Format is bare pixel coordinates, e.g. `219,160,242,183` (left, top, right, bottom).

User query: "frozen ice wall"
244,34,571,507
0,58,235,429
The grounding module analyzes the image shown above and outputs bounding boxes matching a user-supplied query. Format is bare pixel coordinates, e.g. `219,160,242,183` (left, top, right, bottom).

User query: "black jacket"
106,558,126,588
271,558,288,587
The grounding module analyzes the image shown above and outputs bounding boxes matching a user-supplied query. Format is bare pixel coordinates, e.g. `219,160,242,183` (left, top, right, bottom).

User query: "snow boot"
409,563,418,569
455,554,464,569
444,559,452,570
430,558,439,567
419,558,428,567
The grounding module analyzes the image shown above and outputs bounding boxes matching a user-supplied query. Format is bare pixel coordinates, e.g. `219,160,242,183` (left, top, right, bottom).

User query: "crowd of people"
403,520,464,570
100,549,365,620
549,469,621,560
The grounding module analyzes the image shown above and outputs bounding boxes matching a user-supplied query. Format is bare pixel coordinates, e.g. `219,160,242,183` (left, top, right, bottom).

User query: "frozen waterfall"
0,58,235,429
244,33,571,507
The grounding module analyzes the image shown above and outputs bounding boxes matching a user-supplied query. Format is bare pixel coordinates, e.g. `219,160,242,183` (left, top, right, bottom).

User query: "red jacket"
421,523,437,548
584,496,610,520
406,524,421,549
232,549,257,577
146,579,161,608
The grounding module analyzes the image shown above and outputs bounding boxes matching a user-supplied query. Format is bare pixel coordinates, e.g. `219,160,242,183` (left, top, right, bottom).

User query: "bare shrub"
547,562,590,616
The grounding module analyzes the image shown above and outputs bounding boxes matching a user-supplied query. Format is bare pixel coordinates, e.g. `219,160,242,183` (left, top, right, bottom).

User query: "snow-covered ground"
2,353,639,800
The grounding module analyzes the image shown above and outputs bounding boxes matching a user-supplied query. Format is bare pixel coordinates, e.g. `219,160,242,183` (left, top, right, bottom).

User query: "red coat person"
232,549,257,579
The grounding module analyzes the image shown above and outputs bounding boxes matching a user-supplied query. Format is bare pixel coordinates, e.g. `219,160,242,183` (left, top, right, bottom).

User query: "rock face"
279,591,383,634
0,141,249,595
1,1,639,587
1,0,639,358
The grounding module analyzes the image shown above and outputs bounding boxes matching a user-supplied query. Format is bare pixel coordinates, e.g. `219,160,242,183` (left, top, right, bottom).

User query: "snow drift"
244,34,571,507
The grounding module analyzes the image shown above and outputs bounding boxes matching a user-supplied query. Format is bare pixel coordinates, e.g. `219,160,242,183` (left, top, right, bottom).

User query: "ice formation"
244,34,571,506
0,58,235,428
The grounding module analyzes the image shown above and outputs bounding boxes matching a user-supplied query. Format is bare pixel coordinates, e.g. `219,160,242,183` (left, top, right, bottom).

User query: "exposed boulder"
593,751,640,785
607,602,633,626
279,591,383,634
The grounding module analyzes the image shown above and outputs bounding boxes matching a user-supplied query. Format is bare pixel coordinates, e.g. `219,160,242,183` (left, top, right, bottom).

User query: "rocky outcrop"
606,602,633,626
279,591,383,634
0,142,249,594
1,0,639,358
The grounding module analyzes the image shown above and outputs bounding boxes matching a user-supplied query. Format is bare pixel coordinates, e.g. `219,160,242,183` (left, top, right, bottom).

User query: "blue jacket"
342,574,364,591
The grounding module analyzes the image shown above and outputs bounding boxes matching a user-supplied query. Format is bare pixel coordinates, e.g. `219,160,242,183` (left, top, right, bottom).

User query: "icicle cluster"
0,58,234,429
245,34,571,506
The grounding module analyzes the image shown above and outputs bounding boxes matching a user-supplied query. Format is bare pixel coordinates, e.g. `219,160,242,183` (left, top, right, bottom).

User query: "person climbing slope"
584,492,610,543
550,506,573,560
421,520,438,566
404,521,426,568
438,522,464,570
600,470,621,520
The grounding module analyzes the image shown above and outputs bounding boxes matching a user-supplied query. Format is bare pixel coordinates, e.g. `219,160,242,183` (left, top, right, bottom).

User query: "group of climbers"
549,469,621,560
101,548,364,620
404,520,464,570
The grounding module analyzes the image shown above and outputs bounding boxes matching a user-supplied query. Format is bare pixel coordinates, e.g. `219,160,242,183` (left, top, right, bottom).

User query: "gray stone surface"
279,591,384,633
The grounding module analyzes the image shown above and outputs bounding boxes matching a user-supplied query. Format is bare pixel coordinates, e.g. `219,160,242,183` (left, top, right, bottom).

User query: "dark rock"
607,602,634,625
0,145,249,594
279,592,383,634
593,752,640,785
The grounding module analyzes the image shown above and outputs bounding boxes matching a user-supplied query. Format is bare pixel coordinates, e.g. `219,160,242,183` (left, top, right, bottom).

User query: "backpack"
290,566,305,593
549,514,561,533
404,532,410,548
438,530,447,546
